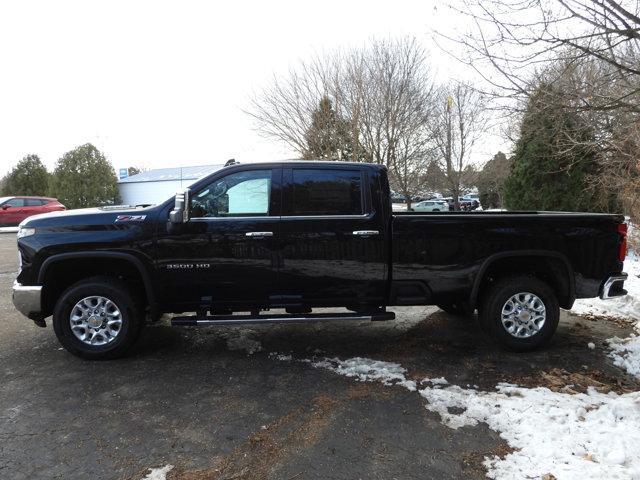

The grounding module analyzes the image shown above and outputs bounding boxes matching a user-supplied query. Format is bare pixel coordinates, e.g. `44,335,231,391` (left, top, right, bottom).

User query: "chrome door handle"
245,231,273,237
352,230,379,236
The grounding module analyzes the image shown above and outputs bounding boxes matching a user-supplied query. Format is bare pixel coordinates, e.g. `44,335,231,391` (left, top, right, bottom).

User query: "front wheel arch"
53,276,144,359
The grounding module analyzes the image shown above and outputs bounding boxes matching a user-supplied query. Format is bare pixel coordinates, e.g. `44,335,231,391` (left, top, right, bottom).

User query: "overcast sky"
0,0,507,176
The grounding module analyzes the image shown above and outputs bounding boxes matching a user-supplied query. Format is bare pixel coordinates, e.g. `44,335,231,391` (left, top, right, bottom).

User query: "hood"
21,205,157,229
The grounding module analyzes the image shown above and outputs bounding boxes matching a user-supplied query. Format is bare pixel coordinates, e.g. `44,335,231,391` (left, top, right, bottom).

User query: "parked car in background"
390,192,406,203
411,200,449,212
443,196,480,211
459,196,480,211
0,197,65,226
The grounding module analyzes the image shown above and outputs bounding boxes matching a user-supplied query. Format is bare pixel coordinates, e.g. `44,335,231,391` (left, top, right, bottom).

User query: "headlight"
17,227,35,238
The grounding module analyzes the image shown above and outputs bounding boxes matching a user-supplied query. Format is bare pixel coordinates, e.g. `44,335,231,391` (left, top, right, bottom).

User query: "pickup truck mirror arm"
169,189,190,224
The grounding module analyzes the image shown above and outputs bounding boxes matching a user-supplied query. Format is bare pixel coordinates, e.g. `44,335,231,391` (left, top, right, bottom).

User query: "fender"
469,250,575,309
38,251,157,309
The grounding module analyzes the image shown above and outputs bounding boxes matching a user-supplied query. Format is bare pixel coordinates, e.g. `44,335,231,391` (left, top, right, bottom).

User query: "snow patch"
421,376,448,386
143,464,174,480
572,236,640,322
268,352,292,361
0,227,18,233
311,356,640,480
607,334,640,378
311,357,417,391
420,384,640,479
572,249,640,379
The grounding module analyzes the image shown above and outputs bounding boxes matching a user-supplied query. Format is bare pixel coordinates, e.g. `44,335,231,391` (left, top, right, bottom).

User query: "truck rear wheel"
52,276,143,360
479,276,559,351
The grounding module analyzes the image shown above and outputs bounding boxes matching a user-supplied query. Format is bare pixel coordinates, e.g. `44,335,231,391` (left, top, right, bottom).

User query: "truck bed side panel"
391,213,623,306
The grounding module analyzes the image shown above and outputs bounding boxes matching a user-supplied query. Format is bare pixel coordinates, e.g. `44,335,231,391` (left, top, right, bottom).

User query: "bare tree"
431,83,487,209
247,37,438,209
246,55,336,155
438,0,640,112
435,0,640,217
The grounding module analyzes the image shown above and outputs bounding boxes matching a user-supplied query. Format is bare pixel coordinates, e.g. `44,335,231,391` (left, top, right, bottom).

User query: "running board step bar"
171,311,395,326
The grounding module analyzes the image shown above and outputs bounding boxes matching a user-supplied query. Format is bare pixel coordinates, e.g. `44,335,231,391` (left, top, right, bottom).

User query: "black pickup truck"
12,161,628,359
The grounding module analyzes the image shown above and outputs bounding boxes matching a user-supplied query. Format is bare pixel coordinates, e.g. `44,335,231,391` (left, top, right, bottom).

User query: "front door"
156,167,282,311
0,198,26,225
276,166,387,309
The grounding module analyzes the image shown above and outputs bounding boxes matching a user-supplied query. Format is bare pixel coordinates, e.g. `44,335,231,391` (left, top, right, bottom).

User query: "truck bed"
390,210,624,307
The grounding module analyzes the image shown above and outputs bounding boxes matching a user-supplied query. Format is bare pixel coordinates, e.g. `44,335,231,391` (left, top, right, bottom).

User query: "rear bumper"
600,274,628,300
12,281,42,318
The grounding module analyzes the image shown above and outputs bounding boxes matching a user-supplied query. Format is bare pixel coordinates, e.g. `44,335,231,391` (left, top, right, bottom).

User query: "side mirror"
169,189,189,224
1,205,9,210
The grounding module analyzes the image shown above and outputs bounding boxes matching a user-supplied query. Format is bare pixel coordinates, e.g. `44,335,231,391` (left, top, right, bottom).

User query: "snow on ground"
0,227,18,233
142,464,174,480
572,251,640,322
573,231,640,378
307,356,640,480
311,357,417,391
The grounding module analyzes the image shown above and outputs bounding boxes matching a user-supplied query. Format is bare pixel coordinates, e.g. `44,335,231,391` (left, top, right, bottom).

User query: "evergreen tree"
127,166,142,176
303,97,361,161
422,160,447,193
49,144,119,209
477,151,512,208
0,154,50,196
504,85,604,212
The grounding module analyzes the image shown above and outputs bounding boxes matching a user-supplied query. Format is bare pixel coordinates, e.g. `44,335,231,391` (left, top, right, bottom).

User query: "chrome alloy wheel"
69,296,123,346
500,292,546,339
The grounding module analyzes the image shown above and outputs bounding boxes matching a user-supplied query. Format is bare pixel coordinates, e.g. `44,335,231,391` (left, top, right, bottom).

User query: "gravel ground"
0,232,636,480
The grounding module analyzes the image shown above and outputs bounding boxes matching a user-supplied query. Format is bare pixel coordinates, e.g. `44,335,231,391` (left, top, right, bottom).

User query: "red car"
0,196,66,226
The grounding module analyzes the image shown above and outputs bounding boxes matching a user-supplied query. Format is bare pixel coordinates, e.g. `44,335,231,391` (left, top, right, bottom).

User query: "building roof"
118,164,225,184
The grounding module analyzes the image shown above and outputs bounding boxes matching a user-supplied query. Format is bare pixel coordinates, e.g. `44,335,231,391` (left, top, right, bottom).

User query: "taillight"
617,223,627,262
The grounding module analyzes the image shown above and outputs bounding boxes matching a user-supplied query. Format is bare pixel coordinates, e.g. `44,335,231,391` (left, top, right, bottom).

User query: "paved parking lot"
0,233,637,480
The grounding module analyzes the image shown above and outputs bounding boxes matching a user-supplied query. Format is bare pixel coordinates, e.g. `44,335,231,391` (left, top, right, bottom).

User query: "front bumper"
599,274,628,300
12,281,42,318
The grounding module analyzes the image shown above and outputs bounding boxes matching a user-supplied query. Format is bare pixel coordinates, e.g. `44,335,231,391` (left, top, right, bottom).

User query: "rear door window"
288,169,363,216
25,199,44,206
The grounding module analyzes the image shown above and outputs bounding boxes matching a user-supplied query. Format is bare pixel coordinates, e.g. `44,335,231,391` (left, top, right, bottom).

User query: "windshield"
0,197,12,206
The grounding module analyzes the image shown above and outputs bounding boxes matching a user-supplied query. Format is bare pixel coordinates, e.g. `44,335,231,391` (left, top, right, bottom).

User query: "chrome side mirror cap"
169,189,189,224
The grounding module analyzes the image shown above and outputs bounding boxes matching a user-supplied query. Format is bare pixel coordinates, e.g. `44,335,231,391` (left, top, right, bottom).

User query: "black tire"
479,275,559,352
53,276,143,360
432,209,440,212
437,302,468,317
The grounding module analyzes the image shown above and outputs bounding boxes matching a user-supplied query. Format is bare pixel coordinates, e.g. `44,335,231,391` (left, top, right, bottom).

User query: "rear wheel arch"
38,252,156,317
470,251,575,310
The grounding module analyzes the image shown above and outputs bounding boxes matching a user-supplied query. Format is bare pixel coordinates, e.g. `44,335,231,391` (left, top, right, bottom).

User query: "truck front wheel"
479,276,559,351
52,276,143,360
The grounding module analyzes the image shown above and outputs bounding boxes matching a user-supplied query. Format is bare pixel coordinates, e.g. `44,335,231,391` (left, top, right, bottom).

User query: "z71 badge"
115,215,147,223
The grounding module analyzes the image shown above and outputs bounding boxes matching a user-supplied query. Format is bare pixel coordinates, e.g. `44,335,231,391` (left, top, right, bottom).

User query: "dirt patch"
461,443,516,477
520,367,638,394
150,394,341,480
345,383,375,400
573,312,637,329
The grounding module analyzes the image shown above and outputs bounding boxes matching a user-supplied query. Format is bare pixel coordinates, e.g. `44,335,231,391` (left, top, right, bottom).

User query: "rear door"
22,198,46,221
277,165,387,308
